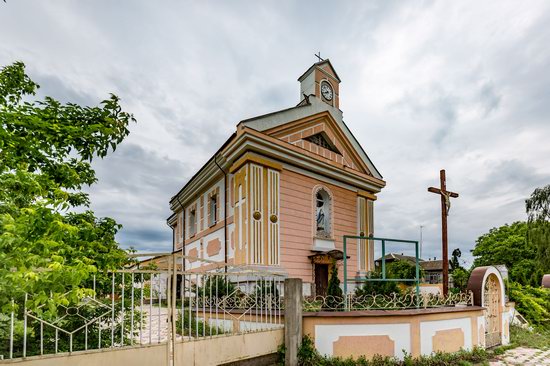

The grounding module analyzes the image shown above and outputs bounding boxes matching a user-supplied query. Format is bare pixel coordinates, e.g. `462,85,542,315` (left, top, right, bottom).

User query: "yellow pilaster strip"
229,152,283,174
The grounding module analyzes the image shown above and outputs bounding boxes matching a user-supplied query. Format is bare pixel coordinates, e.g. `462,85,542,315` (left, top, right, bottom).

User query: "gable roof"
238,96,383,180
298,59,341,82
375,253,423,264
420,260,444,271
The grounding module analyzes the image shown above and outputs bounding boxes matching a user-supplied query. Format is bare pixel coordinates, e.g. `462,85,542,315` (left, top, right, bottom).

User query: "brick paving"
490,347,550,366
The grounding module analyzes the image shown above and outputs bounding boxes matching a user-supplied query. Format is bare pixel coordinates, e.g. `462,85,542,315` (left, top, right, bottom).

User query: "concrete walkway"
136,306,170,344
490,347,550,365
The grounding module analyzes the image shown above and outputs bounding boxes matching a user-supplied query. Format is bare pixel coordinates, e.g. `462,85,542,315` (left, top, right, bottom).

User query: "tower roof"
297,59,341,83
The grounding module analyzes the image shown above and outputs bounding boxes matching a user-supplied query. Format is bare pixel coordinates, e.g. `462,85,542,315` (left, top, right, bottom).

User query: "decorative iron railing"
303,291,474,312
0,253,283,360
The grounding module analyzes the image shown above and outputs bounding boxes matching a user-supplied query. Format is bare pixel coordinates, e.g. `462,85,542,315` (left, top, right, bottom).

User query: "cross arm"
428,187,459,198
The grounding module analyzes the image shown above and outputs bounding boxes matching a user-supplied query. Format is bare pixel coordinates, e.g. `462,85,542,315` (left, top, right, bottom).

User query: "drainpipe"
214,155,228,273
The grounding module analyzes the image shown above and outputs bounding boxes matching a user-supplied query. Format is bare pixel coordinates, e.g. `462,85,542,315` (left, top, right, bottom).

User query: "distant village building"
422,258,445,284
374,253,445,284
167,60,386,296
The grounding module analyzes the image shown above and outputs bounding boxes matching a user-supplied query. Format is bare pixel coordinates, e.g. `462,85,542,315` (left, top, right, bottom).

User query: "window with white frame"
208,194,217,227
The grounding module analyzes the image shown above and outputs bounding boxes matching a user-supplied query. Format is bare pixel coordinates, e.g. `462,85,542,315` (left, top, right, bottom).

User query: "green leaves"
0,63,135,197
509,281,550,327
526,185,550,223
0,61,38,106
0,61,135,314
472,222,530,269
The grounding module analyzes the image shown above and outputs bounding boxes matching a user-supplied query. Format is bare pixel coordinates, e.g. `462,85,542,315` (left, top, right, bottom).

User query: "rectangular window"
209,195,217,227
189,209,196,237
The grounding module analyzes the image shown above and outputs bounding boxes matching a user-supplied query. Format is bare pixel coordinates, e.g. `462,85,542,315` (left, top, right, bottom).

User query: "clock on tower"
297,57,341,108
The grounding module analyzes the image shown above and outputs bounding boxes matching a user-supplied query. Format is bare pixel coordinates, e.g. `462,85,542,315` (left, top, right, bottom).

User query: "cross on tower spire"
314,52,324,63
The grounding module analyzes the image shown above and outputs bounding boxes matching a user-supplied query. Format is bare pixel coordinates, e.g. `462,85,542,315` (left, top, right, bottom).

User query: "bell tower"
298,56,341,108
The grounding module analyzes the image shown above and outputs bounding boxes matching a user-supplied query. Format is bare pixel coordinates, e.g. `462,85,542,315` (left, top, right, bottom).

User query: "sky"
1,1,550,267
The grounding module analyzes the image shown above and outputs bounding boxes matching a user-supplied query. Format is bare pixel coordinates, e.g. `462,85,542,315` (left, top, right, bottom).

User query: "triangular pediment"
263,112,372,176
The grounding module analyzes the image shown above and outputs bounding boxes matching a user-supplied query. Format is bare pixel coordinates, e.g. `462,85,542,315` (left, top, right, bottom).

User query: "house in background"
167,60,386,296
374,253,445,285
422,258,444,284
374,253,420,268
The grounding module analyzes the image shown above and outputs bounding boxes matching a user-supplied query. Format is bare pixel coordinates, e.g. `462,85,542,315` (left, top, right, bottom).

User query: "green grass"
508,325,550,350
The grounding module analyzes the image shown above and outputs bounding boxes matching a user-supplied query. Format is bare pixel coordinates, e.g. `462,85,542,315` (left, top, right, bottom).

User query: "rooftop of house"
420,260,444,271
374,253,444,272
374,253,423,264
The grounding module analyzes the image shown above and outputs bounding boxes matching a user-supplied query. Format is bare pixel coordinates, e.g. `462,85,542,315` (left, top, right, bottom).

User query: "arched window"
315,188,332,238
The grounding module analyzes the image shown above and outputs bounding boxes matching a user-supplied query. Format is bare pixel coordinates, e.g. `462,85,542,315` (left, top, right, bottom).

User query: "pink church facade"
168,60,386,296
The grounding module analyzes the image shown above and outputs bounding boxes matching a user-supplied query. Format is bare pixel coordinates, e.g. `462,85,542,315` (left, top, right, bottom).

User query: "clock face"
321,82,333,101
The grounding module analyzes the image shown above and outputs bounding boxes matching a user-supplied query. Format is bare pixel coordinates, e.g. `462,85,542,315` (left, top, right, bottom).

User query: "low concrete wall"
175,329,283,366
303,306,485,360
0,343,168,366
1,330,284,366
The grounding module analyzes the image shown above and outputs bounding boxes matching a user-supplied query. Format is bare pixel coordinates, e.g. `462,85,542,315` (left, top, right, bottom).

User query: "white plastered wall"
314,323,411,360
419,317,472,355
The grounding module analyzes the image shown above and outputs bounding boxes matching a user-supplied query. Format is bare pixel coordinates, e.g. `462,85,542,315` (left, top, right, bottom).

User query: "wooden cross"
428,169,459,296
314,52,323,62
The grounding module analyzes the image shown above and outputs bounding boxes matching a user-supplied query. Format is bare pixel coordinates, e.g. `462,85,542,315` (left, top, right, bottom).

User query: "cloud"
1,0,550,267
83,143,190,252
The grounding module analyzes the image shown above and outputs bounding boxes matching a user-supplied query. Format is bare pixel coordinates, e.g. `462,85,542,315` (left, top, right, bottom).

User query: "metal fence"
303,291,474,312
0,253,284,361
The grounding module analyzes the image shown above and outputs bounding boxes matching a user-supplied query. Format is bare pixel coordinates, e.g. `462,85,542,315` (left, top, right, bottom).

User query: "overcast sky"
2,1,549,266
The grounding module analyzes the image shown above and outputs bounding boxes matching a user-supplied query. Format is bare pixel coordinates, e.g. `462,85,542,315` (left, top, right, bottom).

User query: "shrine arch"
467,266,507,348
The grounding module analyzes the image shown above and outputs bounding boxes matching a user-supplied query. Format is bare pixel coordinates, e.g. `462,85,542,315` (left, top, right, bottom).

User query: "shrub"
175,309,224,337
326,263,344,309
282,335,489,365
508,281,550,327
195,275,236,299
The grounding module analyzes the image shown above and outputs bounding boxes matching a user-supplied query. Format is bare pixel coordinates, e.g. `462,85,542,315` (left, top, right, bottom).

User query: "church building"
167,60,386,296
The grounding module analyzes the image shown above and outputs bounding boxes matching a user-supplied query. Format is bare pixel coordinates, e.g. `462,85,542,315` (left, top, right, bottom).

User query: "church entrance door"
315,264,329,297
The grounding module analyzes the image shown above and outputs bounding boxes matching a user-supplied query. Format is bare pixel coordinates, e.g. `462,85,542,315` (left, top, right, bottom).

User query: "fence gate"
484,273,502,348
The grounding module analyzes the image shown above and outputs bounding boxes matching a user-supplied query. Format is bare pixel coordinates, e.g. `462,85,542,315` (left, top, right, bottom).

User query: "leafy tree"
355,261,422,297
450,248,462,271
355,270,400,297
472,222,530,269
450,267,469,292
196,275,236,300
0,61,135,315
526,185,550,223
526,185,550,274
386,260,422,283
470,185,550,327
